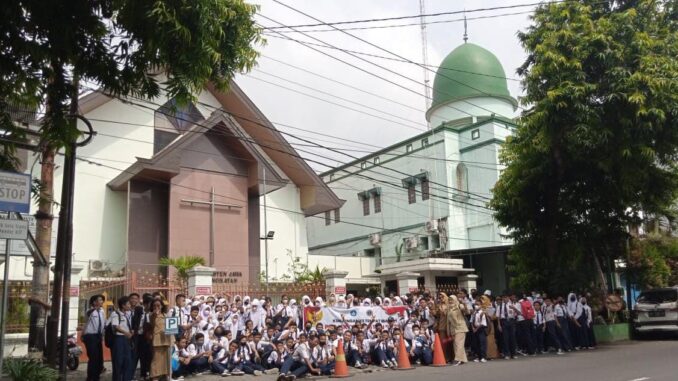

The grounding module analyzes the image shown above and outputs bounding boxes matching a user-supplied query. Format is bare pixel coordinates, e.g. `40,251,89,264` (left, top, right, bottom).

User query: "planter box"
593,323,630,342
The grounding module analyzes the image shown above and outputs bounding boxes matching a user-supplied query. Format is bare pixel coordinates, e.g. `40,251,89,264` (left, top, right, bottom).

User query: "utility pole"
263,167,269,292
45,77,94,376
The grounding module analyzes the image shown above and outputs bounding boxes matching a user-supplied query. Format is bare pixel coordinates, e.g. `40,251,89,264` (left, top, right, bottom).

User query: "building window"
471,129,480,140
325,211,331,226
374,157,380,165
421,178,430,201
364,247,381,258
406,144,413,153
334,208,341,223
422,138,429,147
407,183,416,204
361,161,367,169
373,193,381,213
362,197,370,216
456,164,468,193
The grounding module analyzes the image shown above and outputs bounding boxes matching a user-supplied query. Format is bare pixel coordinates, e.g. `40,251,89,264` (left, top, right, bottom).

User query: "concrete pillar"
187,266,215,296
68,264,84,334
396,272,420,296
324,269,349,297
458,274,479,291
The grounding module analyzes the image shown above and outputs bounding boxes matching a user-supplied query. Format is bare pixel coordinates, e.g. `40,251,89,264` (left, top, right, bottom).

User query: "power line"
262,10,534,34
89,91,495,207
270,1,527,115
262,1,569,30
262,35,522,82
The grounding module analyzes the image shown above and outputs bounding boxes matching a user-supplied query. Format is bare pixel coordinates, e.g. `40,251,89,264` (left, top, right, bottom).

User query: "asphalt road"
69,340,677,381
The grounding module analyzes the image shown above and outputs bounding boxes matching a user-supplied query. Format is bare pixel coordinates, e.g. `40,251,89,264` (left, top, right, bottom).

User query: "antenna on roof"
463,11,468,43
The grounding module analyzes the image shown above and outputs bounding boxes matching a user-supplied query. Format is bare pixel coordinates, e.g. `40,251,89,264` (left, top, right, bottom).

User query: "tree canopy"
0,0,263,157
490,0,678,293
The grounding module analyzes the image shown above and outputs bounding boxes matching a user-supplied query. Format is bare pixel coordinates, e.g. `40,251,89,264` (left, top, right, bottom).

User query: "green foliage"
395,242,403,263
277,251,325,284
1,357,58,381
0,0,263,166
8,297,30,332
159,255,206,281
490,0,678,293
628,234,678,288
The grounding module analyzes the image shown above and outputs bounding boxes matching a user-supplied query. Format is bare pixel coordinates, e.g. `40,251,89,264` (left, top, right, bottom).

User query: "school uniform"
497,302,518,357
554,304,573,350
232,344,266,374
83,307,105,381
533,309,545,353
111,310,133,381
470,310,488,361
313,344,335,375
371,339,396,366
170,306,188,340
187,340,212,373
411,334,433,365
280,342,311,377
210,347,231,375
267,350,288,370
543,305,564,352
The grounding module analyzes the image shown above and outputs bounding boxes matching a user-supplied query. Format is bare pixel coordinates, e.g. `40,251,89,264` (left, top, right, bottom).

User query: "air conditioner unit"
89,260,107,272
406,236,419,250
425,219,438,232
369,233,382,246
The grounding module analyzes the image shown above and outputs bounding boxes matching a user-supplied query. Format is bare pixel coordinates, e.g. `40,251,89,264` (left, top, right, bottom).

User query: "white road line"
628,377,650,381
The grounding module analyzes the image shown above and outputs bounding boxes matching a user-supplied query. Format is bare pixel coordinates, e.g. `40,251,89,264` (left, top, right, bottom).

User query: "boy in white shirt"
470,301,488,363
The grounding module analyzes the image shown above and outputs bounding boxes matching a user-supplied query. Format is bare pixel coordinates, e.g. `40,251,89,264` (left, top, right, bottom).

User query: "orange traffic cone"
332,339,351,378
395,336,414,370
431,333,448,367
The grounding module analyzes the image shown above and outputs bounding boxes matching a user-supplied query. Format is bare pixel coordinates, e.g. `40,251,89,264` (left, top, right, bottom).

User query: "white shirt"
111,310,131,336
84,307,105,335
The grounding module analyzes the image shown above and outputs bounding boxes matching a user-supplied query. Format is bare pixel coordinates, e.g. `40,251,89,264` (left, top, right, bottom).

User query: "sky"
234,0,535,172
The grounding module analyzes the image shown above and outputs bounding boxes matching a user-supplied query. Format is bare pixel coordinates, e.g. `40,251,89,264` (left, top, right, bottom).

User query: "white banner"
303,306,408,326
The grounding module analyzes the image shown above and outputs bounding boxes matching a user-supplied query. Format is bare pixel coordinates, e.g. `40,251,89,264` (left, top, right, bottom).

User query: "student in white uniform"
111,296,133,381
470,300,488,363
83,294,106,381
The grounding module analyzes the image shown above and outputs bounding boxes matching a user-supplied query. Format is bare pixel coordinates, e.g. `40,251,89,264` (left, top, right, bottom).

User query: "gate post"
187,266,215,296
458,274,478,291
68,264,84,335
324,270,348,298
396,272,420,297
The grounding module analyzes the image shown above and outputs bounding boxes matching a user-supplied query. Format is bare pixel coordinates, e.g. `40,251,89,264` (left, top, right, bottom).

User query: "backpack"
521,300,535,320
104,311,119,348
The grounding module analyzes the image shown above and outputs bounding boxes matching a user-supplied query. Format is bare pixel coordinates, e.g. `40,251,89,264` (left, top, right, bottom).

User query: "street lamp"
260,230,275,291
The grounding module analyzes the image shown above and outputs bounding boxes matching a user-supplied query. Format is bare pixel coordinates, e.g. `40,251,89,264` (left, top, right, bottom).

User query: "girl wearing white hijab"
566,293,584,349
362,298,372,307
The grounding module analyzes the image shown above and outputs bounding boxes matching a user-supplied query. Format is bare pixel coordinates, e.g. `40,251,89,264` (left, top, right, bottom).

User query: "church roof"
426,43,517,120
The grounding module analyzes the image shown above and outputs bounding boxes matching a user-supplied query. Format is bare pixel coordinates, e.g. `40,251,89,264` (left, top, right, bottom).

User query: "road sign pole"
0,213,13,374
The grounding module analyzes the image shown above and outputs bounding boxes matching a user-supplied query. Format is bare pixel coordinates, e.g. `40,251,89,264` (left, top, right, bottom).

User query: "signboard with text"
0,219,28,240
195,286,212,295
334,286,346,294
304,306,408,326
0,171,31,213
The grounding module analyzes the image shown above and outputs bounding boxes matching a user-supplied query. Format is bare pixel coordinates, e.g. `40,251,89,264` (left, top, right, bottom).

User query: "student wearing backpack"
111,296,134,381
83,294,106,381
517,295,536,355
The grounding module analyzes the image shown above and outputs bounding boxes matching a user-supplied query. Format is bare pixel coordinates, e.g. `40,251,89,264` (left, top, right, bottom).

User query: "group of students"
89,288,597,381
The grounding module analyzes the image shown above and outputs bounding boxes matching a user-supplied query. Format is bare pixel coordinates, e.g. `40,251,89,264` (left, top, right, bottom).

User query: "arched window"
455,163,468,195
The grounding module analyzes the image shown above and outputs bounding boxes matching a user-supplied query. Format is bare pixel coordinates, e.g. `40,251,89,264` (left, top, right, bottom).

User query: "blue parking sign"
165,316,179,335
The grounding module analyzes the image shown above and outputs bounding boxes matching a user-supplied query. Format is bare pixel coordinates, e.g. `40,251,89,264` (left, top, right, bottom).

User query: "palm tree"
159,256,206,282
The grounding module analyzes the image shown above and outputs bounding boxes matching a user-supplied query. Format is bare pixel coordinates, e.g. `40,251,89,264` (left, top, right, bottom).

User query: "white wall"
428,97,516,128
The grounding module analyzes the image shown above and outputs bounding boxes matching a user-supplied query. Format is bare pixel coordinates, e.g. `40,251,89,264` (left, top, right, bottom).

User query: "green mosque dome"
427,43,517,118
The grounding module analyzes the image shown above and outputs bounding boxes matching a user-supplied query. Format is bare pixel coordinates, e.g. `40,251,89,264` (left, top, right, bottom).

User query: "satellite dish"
606,294,623,312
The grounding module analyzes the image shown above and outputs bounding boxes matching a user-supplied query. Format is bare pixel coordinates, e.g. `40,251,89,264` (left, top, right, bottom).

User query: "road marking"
628,378,650,381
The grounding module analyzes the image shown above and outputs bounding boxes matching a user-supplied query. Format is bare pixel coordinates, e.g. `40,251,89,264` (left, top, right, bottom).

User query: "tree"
1,0,261,356
160,255,207,283
628,234,678,288
490,0,678,294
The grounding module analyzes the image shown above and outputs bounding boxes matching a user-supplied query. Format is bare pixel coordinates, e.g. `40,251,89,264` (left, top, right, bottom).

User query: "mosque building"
305,42,518,295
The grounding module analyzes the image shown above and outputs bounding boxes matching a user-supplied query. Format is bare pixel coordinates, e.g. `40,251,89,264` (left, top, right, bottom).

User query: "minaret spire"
463,11,468,43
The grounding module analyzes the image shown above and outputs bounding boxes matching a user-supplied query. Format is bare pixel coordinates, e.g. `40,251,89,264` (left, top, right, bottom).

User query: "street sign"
69,287,80,297
165,316,179,335
334,286,346,294
0,219,28,240
0,171,31,213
